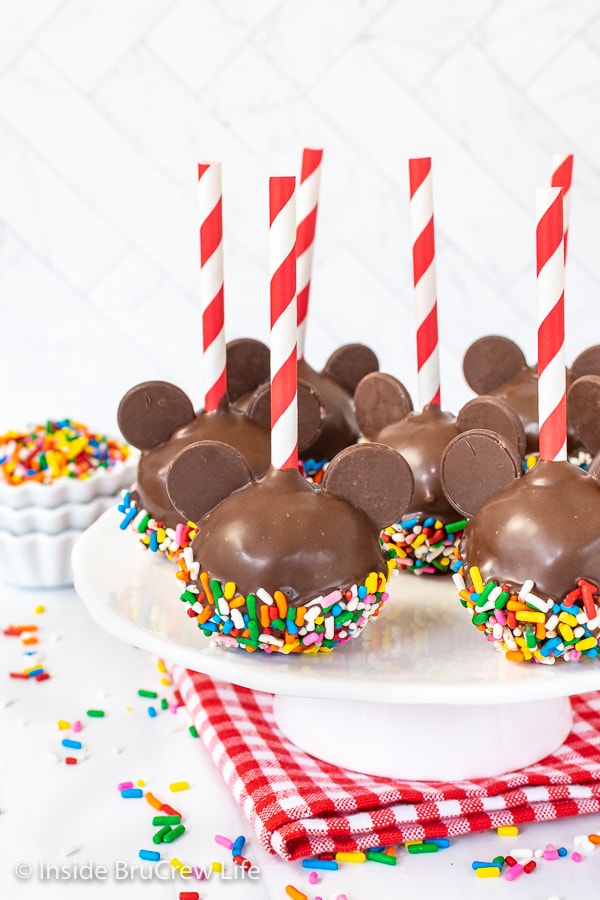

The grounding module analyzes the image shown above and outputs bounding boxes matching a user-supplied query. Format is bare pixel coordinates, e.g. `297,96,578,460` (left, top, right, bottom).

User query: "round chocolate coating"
461,459,600,601
297,358,362,460
192,466,388,606
135,404,270,528
374,404,460,520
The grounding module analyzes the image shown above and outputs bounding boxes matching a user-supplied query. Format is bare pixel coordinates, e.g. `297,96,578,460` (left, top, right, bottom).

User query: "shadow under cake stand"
72,509,600,781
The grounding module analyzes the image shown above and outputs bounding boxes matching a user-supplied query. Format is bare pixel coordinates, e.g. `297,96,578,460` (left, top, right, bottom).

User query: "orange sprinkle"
197,606,213,625
145,792,163,810
274,590,288,618
259,606,270,628
505,650,525,662
200,572,214,604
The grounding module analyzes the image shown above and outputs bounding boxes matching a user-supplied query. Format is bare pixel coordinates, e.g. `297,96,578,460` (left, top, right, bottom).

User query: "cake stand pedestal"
72,510,600,781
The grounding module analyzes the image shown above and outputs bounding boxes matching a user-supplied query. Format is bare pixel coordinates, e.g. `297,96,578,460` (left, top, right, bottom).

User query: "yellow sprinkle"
224,581,236,600
558,623,574,642
558,611,578,627
57,719,71,730
160,677,171,686
497,825,518,836
365,572,378,594
335,851,367,862
515,611,545,624
314,616,324,625
169,781,190,792
576,636,598,652
404,841,422,847
156,528,166,543
412,533,427,548
34,605,45,614
125,706,132,712
156,660,167,673
170,858,182,870
136,779,144,787
211,861,222,873
475,866,500,878
469,566,483,594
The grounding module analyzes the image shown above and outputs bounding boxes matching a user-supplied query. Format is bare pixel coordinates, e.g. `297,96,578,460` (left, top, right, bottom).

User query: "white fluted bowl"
0,529,85,588
0,493,121,536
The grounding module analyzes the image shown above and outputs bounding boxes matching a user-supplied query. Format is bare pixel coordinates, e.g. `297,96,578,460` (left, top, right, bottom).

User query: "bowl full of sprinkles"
0,419,136,509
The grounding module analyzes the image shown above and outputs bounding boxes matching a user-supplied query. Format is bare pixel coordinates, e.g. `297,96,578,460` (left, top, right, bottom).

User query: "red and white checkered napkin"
169,665,600,861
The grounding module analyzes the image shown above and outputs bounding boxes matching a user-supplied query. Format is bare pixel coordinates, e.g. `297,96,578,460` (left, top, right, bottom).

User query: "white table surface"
1,580,600,900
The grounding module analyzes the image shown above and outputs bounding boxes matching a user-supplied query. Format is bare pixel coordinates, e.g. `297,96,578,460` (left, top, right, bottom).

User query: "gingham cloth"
169,664,600,861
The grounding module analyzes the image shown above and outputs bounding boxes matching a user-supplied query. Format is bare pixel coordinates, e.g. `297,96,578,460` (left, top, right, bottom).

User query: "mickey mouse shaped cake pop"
443,188,600,664
166,176,414,654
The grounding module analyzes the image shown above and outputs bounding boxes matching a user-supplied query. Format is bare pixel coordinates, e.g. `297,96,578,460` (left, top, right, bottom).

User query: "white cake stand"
72,509,600,781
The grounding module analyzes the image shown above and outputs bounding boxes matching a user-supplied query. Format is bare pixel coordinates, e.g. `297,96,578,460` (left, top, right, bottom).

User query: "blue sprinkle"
558,847,568,857
121,788,143,798
27,668,44,677
425,838,450,848
588,648,598,658
210,614,223,625
401,516,419,530
202,622,218,633
423,517,435,528
149,531,158,552
139,849,160,861
331,604,343,617
357,585,367,599
302,858,339,870
120,507,138,530
222,619,234,635
286,619,298,635
62,739,82,750
147,706,157,718
231,835,246,856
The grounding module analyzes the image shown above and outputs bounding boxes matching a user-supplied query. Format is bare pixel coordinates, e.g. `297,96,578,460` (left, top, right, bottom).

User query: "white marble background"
1,0,599,436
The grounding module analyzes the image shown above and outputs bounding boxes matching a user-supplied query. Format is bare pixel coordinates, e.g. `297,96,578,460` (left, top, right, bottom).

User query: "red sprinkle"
35,673,50,682
504,855,517,867
233,855,252,870
161,804,182,818
65,757,78,765
523,860,536,874
9,672,29,679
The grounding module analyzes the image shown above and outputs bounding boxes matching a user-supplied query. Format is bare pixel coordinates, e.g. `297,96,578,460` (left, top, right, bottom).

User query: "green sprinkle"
180,590,197,604
472,612,490,625
492,855,504,869
248,621,259,643
366,851,396,865
138,689,158,699
162,824,185,843
153,825,172,844
271,618,286,630
407,842,439,854
189,725,199,738
160,698,168,710
152,815,181,826
246,594,257,621
445,519,467,534
86,709,105,718
236,636,258,648
494,590,510,609
475,581,497,606
137,514,150,533
525,628,538,650
209,579,223,600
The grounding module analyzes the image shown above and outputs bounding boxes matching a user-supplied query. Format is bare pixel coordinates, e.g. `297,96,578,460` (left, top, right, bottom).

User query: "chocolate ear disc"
570,345,600,381
323,343,379,395
245,381,325,454
457,396,526,459
321,442,414,530
225,339,270,403
567,375,600,455
353,372,413,440
441,429,522,518
166,440,253,524
117,381,195,451
463,336,527,394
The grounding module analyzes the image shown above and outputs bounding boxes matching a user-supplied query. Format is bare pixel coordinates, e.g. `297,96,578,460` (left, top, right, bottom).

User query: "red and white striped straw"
198,162,227,412
269,176,298,471
537,187,566,462
551,153,574,262
296,148,323,360
409,157,441,409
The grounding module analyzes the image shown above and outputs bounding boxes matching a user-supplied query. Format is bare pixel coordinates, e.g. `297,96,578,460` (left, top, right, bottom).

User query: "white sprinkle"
61,844,80,857
523,592,549,613
39,751,59,765
546,615,559,632
256,588,274,605
183,546,194,570
258,634,283,647
324,617,334,640
16,718,28,728
518,579,535,600
109,745,123,755
534,848,544,858
510,848,533,859
0,698,14,709
189,562,200,581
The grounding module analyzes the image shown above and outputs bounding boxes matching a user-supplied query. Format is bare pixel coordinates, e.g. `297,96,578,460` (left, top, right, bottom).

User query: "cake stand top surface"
72,509,600,705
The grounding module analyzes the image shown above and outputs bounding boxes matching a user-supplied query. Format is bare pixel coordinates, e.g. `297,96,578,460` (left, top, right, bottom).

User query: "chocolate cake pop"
441,375,600,664
353,372,525,575
463,336,600,459
166,441,414,654
234,343,379,478
116,338,272,559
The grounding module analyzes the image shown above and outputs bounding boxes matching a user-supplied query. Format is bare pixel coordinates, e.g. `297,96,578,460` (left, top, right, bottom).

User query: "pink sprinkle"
504,863,524,881
191,866,206,880
303,633,321,646
495,609,507,626
72,720,82,733
214,834,233,849
572,851,583,862
308,872,318,884
117,781,134,791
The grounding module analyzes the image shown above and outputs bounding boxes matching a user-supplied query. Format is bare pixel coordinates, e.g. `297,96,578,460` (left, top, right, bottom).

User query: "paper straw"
296,148,323,359
269,176,298,471
537,187,566,462
198,162,227,412
551,153,574,262
409,157,441,408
